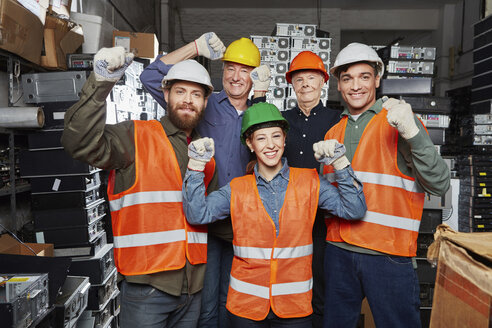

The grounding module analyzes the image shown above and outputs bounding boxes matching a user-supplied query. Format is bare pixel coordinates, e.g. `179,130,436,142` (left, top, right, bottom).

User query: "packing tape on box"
0,107,45,128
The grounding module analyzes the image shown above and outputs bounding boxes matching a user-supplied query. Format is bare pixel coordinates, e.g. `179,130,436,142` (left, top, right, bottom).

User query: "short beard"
167,103,204,131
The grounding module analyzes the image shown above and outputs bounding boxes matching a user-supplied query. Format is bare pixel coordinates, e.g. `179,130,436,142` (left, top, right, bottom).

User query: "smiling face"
291,70,325,111
163,80,208,134
246,126,285,173
337,62,381,115
222,61,254,100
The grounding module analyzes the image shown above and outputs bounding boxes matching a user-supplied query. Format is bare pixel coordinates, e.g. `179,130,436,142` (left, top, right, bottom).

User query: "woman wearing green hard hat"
182,102,366,327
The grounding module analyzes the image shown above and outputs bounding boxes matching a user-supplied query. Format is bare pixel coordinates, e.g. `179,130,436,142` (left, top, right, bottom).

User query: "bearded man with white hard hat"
320,43,450,328
62,47,218,328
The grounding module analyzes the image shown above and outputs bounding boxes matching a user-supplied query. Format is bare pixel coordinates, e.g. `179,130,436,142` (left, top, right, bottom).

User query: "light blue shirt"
182,159,367,236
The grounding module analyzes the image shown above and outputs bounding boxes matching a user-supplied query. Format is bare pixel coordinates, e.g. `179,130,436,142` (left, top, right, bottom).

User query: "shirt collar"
254,158,290,184
217,90,252,109
161,116,199,139
295,101,324,117
340,97,384,118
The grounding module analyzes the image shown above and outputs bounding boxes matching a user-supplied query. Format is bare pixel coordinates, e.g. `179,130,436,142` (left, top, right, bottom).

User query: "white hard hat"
161,59,213,95
330,43,384,78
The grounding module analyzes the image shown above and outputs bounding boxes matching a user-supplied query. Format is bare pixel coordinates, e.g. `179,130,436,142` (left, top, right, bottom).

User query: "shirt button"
355,125,358,129
274,210,277,213
305,118,308,121
302,134,306,138
300,151,303,154
313,112,317,115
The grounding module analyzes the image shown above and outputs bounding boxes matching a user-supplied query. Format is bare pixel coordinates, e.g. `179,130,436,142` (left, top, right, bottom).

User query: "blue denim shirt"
140,56,257,187
182,158,367,236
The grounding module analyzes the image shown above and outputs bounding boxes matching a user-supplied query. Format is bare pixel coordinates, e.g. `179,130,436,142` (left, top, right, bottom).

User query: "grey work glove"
313,139,350,171
188,137,215,172
194,32,226,60
383,97,420,140
93,46,134,82
250,64,272,92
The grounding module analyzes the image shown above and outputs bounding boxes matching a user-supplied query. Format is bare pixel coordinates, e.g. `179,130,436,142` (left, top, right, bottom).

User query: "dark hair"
162,79,212,98
243,120,289,141
334,61,379,79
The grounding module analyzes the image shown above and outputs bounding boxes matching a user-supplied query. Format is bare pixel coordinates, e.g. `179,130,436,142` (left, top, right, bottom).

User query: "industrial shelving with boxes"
251,23,332,111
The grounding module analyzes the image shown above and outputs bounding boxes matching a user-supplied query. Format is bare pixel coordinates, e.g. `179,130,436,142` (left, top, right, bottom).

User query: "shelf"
0,182,30,197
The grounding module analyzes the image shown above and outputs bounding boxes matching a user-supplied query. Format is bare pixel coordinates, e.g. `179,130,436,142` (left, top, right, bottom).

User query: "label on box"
115,36,131,53
52,178,61,191
36,232,45,243
53,112,65,120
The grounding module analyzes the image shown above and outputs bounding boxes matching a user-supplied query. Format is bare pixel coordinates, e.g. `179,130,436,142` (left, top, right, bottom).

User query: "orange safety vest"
227,167,320,320
107,120,215,276
323,109,425,257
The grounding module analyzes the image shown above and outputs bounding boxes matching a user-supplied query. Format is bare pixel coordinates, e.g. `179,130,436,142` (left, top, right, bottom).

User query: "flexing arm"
383,97,450,196
61,47,136,170
140,32,225,107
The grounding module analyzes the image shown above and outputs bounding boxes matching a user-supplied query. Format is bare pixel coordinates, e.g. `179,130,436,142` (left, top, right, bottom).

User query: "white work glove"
188,137,215,172
383,97,420,140
313,139,350,171
250,65,271,92
93,46,134,82
194,32,226,60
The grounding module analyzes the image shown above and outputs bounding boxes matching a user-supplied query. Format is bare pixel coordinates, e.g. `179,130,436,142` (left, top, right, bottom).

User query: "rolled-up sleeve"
318,166,367,220
139,55,172,109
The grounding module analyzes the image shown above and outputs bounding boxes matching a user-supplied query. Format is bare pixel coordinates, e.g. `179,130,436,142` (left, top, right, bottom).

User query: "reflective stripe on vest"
109,190,183,212
114,229,186,248
233,244,313,259
229,276,313,299
228,168,319,320
323,110,425,256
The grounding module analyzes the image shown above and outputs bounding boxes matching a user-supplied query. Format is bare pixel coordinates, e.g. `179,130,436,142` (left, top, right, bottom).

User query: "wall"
167,2,481,99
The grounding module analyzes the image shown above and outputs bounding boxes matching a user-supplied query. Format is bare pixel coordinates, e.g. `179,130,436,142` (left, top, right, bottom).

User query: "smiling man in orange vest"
62,47,217,328
321,43,450,328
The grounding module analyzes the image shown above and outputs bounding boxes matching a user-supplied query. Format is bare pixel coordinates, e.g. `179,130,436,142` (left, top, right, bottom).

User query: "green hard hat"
241,102,289,145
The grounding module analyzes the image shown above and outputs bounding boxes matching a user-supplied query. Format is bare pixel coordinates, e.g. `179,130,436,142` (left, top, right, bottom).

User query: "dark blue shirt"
140,56,262,187
282,102,341,171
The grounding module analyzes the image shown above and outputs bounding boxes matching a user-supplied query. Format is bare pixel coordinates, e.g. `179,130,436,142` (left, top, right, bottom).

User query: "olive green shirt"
328,98,450,256
62,73,219,295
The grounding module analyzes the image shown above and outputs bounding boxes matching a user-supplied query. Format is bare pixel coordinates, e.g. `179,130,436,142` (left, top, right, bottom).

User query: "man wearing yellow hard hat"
140,33,271,328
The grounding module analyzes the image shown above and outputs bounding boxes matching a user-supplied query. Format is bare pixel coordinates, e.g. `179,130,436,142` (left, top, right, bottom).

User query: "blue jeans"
227,310,312,328
120,280,201,328
199,234,234,328
323,243,421,328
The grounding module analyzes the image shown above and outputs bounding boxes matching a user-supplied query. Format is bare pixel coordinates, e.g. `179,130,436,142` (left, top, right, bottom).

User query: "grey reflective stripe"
113,229,186,248
362,211,420,232
187,231,207,244
354,171,419,193
233,246,271,259
230,276,313,299
230,275,270,299
109,190,182,212
273,245,313,259
271,278,313,296
233,244,313,259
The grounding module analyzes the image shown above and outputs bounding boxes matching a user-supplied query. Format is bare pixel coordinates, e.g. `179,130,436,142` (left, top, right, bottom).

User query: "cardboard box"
16,0,49,24
0,0,44,64
113,30,158,59
41,14,84,70
427,225,492,327
0,234,53,256
48,0,71,18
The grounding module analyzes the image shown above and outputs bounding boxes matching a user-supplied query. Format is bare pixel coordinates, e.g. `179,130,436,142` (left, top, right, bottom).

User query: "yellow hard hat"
222,38,261,67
